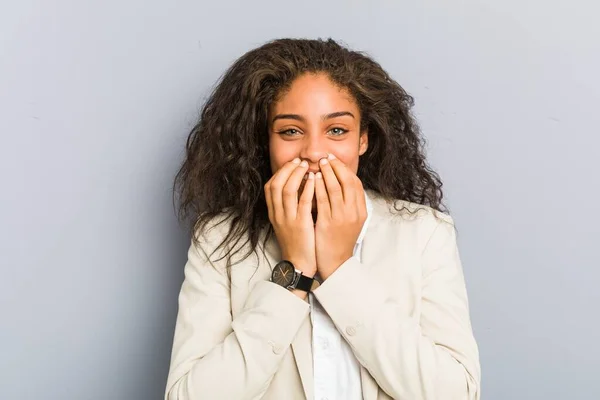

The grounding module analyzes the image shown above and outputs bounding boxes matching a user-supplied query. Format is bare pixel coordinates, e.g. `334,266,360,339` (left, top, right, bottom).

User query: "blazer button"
346,326,356,336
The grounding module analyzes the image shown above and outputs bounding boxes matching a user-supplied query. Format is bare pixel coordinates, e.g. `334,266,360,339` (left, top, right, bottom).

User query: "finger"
264,181,274,223
282,160,309,218
298,171,315,218
314,172,331,219
319,156,344,215
355,178,367,220
326,153,356,206
270,158,301,221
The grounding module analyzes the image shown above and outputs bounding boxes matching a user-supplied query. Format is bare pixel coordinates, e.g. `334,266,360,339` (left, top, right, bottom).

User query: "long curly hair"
174,38,445,265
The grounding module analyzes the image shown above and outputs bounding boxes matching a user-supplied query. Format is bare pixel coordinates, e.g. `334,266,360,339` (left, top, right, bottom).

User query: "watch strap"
295,273,318,292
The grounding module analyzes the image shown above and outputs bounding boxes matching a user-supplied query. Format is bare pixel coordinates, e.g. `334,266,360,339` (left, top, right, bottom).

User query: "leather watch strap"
295,274,317,292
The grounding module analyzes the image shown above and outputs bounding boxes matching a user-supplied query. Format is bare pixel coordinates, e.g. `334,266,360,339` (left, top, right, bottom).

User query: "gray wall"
1,1,598,399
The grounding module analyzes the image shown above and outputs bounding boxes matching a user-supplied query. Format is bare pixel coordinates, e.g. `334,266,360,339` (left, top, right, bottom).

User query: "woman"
166,38,480,400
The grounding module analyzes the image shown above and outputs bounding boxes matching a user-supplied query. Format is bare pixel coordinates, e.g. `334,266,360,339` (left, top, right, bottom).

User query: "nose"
300,134,327,172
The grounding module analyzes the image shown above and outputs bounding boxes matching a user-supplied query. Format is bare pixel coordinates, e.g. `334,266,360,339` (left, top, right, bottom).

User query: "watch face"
272,261,295,288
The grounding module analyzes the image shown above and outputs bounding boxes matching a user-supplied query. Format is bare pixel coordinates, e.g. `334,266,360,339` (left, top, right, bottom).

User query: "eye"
278,128,301,136
328,127,348,136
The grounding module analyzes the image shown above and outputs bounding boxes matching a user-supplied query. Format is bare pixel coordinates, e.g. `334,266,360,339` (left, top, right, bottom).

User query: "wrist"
318,257,351,281
271,259,318,293
283,257,316,277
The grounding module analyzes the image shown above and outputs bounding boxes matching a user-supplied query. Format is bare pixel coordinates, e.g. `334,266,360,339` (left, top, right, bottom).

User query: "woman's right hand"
264,158,317,278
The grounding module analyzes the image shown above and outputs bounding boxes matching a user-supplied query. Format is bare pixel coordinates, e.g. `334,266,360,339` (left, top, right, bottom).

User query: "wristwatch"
271,260,319,292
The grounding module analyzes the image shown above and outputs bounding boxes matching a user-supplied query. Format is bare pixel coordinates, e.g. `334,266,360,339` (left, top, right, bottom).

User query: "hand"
314,153,367,280
264,158,317,279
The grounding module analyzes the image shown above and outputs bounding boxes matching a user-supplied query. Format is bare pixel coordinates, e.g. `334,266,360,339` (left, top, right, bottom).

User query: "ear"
359,130,369,156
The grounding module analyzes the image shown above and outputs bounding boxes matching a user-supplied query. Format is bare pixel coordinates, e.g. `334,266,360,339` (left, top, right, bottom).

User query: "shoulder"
191,211,261,267
191,212,237,264
368,189,453,224
366,189,456,251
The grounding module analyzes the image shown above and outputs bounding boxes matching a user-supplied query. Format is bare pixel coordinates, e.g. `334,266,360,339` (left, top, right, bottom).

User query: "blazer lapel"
359,191,386,267
358,192,391,400
292,316,314,399
360,367,379,400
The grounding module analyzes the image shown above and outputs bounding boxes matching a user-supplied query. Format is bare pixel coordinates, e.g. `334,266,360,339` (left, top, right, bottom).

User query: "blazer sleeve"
165,224,311,400
312,216,481,400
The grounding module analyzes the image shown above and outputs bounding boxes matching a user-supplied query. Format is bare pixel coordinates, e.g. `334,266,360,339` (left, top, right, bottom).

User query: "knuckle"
270,181,283,193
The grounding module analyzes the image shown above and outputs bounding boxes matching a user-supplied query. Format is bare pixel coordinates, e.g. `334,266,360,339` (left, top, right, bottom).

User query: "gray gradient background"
1,1,598,399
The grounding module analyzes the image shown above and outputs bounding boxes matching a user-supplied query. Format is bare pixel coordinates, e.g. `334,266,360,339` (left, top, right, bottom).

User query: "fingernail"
292,158,300,164
327,153,336,160
316,172,323,179
320,158,328,165
300,160,308,167
308,172,315,180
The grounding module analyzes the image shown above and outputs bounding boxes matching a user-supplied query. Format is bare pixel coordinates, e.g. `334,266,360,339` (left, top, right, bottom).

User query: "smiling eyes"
329,127,347,136
277,127,349,137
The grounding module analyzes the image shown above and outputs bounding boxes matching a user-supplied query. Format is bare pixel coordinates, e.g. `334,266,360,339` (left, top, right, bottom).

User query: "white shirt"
309,192,373,400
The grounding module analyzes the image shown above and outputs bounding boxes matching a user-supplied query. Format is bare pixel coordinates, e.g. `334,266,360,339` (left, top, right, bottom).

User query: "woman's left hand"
314,153,367,280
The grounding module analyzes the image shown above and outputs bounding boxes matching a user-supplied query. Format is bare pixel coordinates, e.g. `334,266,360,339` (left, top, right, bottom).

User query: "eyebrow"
271,111,355,123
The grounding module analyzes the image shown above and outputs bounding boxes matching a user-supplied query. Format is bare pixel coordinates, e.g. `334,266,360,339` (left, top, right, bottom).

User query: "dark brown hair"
174,38,445,265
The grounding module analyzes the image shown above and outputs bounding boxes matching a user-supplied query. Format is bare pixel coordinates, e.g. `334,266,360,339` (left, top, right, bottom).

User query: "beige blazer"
165,190,481,400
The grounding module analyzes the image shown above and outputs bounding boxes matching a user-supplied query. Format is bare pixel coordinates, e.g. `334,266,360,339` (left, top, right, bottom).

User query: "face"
268,73,368,208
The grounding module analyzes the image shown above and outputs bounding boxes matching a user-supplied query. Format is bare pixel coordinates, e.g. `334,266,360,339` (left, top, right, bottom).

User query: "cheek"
269,140,288,174
269,138,303,174
269,156,280,175
334,148,360,174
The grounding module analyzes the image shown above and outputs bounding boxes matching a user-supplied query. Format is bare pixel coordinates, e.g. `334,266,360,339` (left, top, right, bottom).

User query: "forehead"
270,73,359,114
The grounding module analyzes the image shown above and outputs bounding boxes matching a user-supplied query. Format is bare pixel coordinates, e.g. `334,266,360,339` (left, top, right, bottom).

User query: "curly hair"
174,38,445,266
